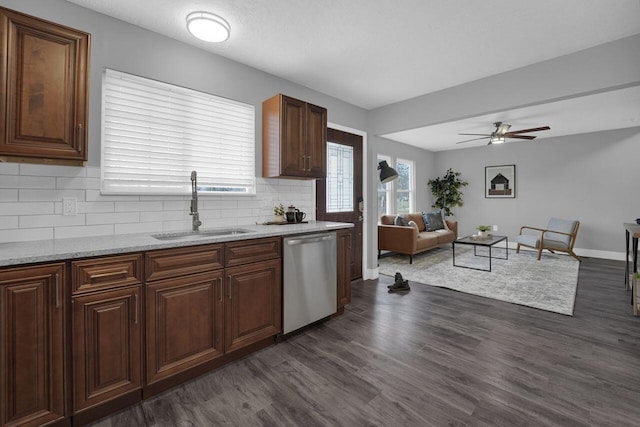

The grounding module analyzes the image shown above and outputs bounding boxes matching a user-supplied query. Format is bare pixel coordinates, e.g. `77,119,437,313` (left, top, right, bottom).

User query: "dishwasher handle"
286,233,335,246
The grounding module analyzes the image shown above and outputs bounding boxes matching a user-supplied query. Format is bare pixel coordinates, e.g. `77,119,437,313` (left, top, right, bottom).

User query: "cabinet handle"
307,155,311,172
134,293,139,325
77,123,83,145
228,277,232,299
89,270,128,281
218,280,222,302
55,273,60,309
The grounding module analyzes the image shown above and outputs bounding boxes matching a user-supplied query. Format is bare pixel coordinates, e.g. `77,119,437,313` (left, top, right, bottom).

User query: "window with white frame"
395,158,414,214
377,155,392,216
101,69,256,195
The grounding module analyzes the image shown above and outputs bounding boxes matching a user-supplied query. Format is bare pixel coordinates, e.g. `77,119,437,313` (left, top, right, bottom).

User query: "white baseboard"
364,268,379,280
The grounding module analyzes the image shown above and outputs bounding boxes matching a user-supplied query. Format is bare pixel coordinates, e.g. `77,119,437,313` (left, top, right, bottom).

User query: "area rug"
378,246,580,315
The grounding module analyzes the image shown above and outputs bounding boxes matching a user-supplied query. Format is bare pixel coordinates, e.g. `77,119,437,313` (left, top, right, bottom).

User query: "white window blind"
101,69,256,195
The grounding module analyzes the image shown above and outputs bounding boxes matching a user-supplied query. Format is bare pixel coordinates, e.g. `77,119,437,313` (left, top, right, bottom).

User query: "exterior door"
316,128,363,280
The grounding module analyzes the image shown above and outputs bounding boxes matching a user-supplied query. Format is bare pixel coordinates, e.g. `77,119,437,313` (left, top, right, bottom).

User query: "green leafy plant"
428,168,468,216
477,225,492,232
273,204,284,216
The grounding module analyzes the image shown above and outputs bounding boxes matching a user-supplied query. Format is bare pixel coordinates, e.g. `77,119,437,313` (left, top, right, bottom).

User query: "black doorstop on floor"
388,272,410,293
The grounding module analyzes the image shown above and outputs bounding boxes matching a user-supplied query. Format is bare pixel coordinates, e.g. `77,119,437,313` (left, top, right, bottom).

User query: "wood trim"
71,254,143,294
225,237,281,267
145,244,224,281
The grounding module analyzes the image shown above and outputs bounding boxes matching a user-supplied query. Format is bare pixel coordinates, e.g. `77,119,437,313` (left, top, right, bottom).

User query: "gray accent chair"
516,218,581,261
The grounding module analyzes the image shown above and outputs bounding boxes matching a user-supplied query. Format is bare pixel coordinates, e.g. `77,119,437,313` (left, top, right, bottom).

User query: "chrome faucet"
190,171,202,231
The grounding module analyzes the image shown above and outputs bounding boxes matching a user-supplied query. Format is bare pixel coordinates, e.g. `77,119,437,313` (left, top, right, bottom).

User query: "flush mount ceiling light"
186,12,230,42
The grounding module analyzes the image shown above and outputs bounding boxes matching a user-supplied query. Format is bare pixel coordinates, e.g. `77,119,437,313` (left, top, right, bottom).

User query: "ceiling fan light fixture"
186,11,230,42
490,136,505,144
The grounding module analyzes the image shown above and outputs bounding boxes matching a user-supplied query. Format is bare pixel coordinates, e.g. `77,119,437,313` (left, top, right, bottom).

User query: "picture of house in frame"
485,165,516,198
489,173,512,196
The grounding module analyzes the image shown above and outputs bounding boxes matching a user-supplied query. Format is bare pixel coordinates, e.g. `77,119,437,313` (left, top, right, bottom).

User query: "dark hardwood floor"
90,257,640,426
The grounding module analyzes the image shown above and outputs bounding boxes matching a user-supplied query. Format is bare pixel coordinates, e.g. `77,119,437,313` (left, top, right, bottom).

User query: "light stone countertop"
0,221,353,267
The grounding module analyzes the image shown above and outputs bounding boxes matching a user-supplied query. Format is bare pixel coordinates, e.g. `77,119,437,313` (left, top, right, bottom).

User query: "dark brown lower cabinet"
72,285,142,413
0,263,66,426
146,271,224,385
225,259,282,353
337,229,352,308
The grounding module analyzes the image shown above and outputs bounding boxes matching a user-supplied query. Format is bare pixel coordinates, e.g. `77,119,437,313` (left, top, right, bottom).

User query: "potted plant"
273,204,285,222
428,168,468,217
477,225,492,238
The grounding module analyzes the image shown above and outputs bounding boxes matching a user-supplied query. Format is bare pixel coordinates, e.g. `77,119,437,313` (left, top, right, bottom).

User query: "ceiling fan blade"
458,133,491,136
506,134,536,140
456,136,490,144
504,126,550,134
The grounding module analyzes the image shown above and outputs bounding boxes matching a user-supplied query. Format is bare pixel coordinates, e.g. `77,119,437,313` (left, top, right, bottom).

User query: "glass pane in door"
326,142,354,213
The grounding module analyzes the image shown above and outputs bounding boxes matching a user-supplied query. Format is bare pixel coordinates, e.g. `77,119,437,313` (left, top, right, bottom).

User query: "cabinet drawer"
225,237,281,267
145,244,224,281
72,254,143,294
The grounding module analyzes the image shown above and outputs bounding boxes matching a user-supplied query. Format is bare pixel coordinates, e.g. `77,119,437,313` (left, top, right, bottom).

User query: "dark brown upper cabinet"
0,6,90,166
262,94,327,179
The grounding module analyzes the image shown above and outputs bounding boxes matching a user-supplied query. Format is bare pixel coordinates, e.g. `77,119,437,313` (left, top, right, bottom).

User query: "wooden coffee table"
453,235,508,272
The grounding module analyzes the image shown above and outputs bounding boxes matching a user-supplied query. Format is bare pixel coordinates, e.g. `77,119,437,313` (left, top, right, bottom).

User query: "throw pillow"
424,210,445,231
394,215,409,226
408,220,419,231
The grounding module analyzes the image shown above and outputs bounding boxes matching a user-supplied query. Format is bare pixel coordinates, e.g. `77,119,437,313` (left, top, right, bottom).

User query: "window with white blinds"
101,69,256,195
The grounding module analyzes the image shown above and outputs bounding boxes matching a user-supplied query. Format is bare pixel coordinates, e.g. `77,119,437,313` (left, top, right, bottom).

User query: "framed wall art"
485,165,515,198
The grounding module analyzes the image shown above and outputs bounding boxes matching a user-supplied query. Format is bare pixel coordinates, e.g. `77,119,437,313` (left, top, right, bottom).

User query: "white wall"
433,127,640,258
0,0,366,244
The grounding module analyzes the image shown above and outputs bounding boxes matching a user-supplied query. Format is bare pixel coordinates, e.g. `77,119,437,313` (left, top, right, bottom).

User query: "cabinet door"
0,6,90,164
337,230,352,308
72,286,142,413
306,103,327,178
225,259,281,353
280,95,307,177
146,271,224,385
0,263,65,426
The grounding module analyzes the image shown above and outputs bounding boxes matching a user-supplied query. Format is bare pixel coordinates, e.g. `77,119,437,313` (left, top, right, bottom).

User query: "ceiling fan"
456,121,550,145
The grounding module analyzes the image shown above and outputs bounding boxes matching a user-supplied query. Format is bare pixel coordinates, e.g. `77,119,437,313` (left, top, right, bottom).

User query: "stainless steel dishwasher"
283,232,337,334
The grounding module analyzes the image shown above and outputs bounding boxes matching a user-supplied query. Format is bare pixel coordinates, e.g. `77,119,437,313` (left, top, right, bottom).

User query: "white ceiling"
382,85,640,151
65,0,640,150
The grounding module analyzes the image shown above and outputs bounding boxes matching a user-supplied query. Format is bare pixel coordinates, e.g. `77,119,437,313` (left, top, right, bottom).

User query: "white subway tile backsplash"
0,202,55,216
115,221,162,235
86,212,140,225
20,214,86,229
140,210,186,222
1,165,316,243
162,200,190,211
20,164,86,177
0,164,20,175
0,217,18,229
57,177,100,190
54,224,114,240
0,190,18,202
86,190,137,202
20,189,85,202
78,202,115,214
0,175,55,189
0,227,53,243
115,201,163,212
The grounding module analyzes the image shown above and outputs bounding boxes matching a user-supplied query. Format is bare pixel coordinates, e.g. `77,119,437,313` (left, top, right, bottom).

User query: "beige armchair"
515,217,581,261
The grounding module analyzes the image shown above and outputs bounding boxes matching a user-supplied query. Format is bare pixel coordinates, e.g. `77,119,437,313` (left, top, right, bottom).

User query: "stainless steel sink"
152,228,255,241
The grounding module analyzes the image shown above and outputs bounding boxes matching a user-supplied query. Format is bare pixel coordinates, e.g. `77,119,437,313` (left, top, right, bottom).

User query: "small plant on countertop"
274,204,285,216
